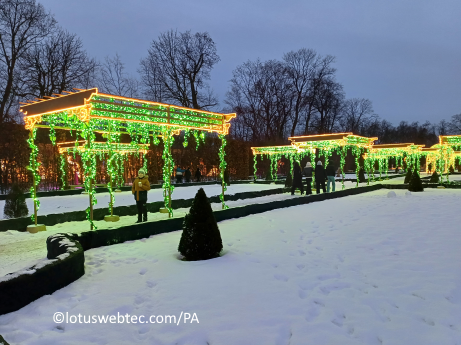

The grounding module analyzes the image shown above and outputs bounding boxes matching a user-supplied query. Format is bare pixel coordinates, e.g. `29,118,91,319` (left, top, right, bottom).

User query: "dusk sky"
40,0,461,125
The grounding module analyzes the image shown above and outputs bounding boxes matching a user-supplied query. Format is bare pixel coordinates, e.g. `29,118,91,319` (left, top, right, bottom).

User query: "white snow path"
1,188,461,344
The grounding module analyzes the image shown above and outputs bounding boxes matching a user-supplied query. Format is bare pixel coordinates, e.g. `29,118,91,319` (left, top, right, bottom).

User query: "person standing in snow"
315,161,326,194
325,160,336,192
184,167,192,183
291,161,304,195
195,167,202,182
176,166,184,183
303,161,313,195
132,168,151,223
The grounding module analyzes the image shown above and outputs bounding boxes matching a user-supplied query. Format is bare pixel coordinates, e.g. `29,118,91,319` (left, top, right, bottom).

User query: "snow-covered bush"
408,170,424,192
285,173,292,188
178,188,223,261
404,169,412,184
429,171,439,183
3,184,28,219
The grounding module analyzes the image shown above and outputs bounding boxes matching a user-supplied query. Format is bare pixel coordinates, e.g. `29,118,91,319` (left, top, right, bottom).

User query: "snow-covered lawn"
0,192,300,277
0,183,283,219
1,188,460,344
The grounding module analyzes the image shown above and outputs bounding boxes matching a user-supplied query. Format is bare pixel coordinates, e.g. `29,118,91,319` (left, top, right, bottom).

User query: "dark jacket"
293,165,303,185
325,163,336,177
132,176,151,202
303,166,313,178
185,168,191,179
315,164,325,180
195,169,201,178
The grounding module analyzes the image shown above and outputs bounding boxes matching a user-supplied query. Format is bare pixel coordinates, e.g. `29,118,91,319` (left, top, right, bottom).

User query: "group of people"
291,160,337,196
175,166,202,183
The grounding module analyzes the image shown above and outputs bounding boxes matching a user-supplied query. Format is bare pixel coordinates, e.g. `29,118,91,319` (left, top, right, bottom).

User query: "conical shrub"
285,172,293,187
3,183,29,219
408,170,424,192
358,167,366,183
429,171,439,183
178,188,223,261
404,169,412,184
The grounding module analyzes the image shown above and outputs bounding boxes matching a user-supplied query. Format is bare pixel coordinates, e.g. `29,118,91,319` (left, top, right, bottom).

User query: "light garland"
219,134,228,209
26,128,40,224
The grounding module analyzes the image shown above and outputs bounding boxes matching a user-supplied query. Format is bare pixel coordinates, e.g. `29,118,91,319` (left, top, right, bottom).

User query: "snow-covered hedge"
0,233,84,315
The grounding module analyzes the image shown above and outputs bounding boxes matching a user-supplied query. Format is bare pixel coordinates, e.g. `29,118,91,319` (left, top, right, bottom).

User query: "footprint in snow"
317,273,340,281
227,242,233,247
274,274,289,282
91,268,103,276
331,313,346,327
304,307,320,322
298,250,306,256
279,229,285,233
298,290,308,299
146,280,157,288
422,317,435,326
139,268,147,275
296,264,305,270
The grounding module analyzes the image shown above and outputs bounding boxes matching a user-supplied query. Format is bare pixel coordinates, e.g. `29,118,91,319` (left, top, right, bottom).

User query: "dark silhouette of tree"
0,0,56,124
139,30,220,110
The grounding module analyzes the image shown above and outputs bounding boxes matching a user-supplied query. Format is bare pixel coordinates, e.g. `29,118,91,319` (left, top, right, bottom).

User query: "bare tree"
447,114,461,134
311,77,344,133
0,0,56,123
18,28,97,99
98,53,139,97
340,98,376,133
283,49,336,136
139,30,220,109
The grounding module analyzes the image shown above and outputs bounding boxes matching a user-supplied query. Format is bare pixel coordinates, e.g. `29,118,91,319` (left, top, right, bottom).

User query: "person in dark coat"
303,161,313,195
132,168,151,223
291,161,304,195
184,167,191,183
176,166,184,183
315,161,326,194
325,161,336,192
195,167,202,182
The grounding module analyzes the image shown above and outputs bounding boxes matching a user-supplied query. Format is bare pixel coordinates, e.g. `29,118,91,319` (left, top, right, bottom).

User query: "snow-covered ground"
1,188,461,344
0,183,283,219
0,177,407,277
0,192,299,277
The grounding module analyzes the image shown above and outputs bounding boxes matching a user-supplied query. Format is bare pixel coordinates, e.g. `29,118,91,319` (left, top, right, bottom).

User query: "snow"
1,188,461,344
0,183,283,219
0,191,299,277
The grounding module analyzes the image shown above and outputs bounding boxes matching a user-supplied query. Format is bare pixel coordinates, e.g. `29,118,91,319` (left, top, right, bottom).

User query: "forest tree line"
0,0,459,192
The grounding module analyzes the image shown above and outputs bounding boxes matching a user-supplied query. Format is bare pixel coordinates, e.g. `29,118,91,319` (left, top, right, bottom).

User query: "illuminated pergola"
422,136,461,182
251,133,377,189
365,143,424,182
250,145,301,181
57,141,150,222
289,133,377,188
20,88,236,231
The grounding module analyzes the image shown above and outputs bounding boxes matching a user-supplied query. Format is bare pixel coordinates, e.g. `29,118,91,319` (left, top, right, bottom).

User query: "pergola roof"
20,88,236,134
251,145,298,155
57,141,149,154
371,143,416,149
289,132,377,149
439,135,461,146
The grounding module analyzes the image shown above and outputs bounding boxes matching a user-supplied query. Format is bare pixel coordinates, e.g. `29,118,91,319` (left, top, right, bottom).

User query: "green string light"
219,134,229,209
26,128,40,223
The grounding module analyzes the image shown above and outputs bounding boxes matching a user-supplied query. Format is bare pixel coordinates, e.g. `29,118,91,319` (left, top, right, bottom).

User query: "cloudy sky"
39,0,461,124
